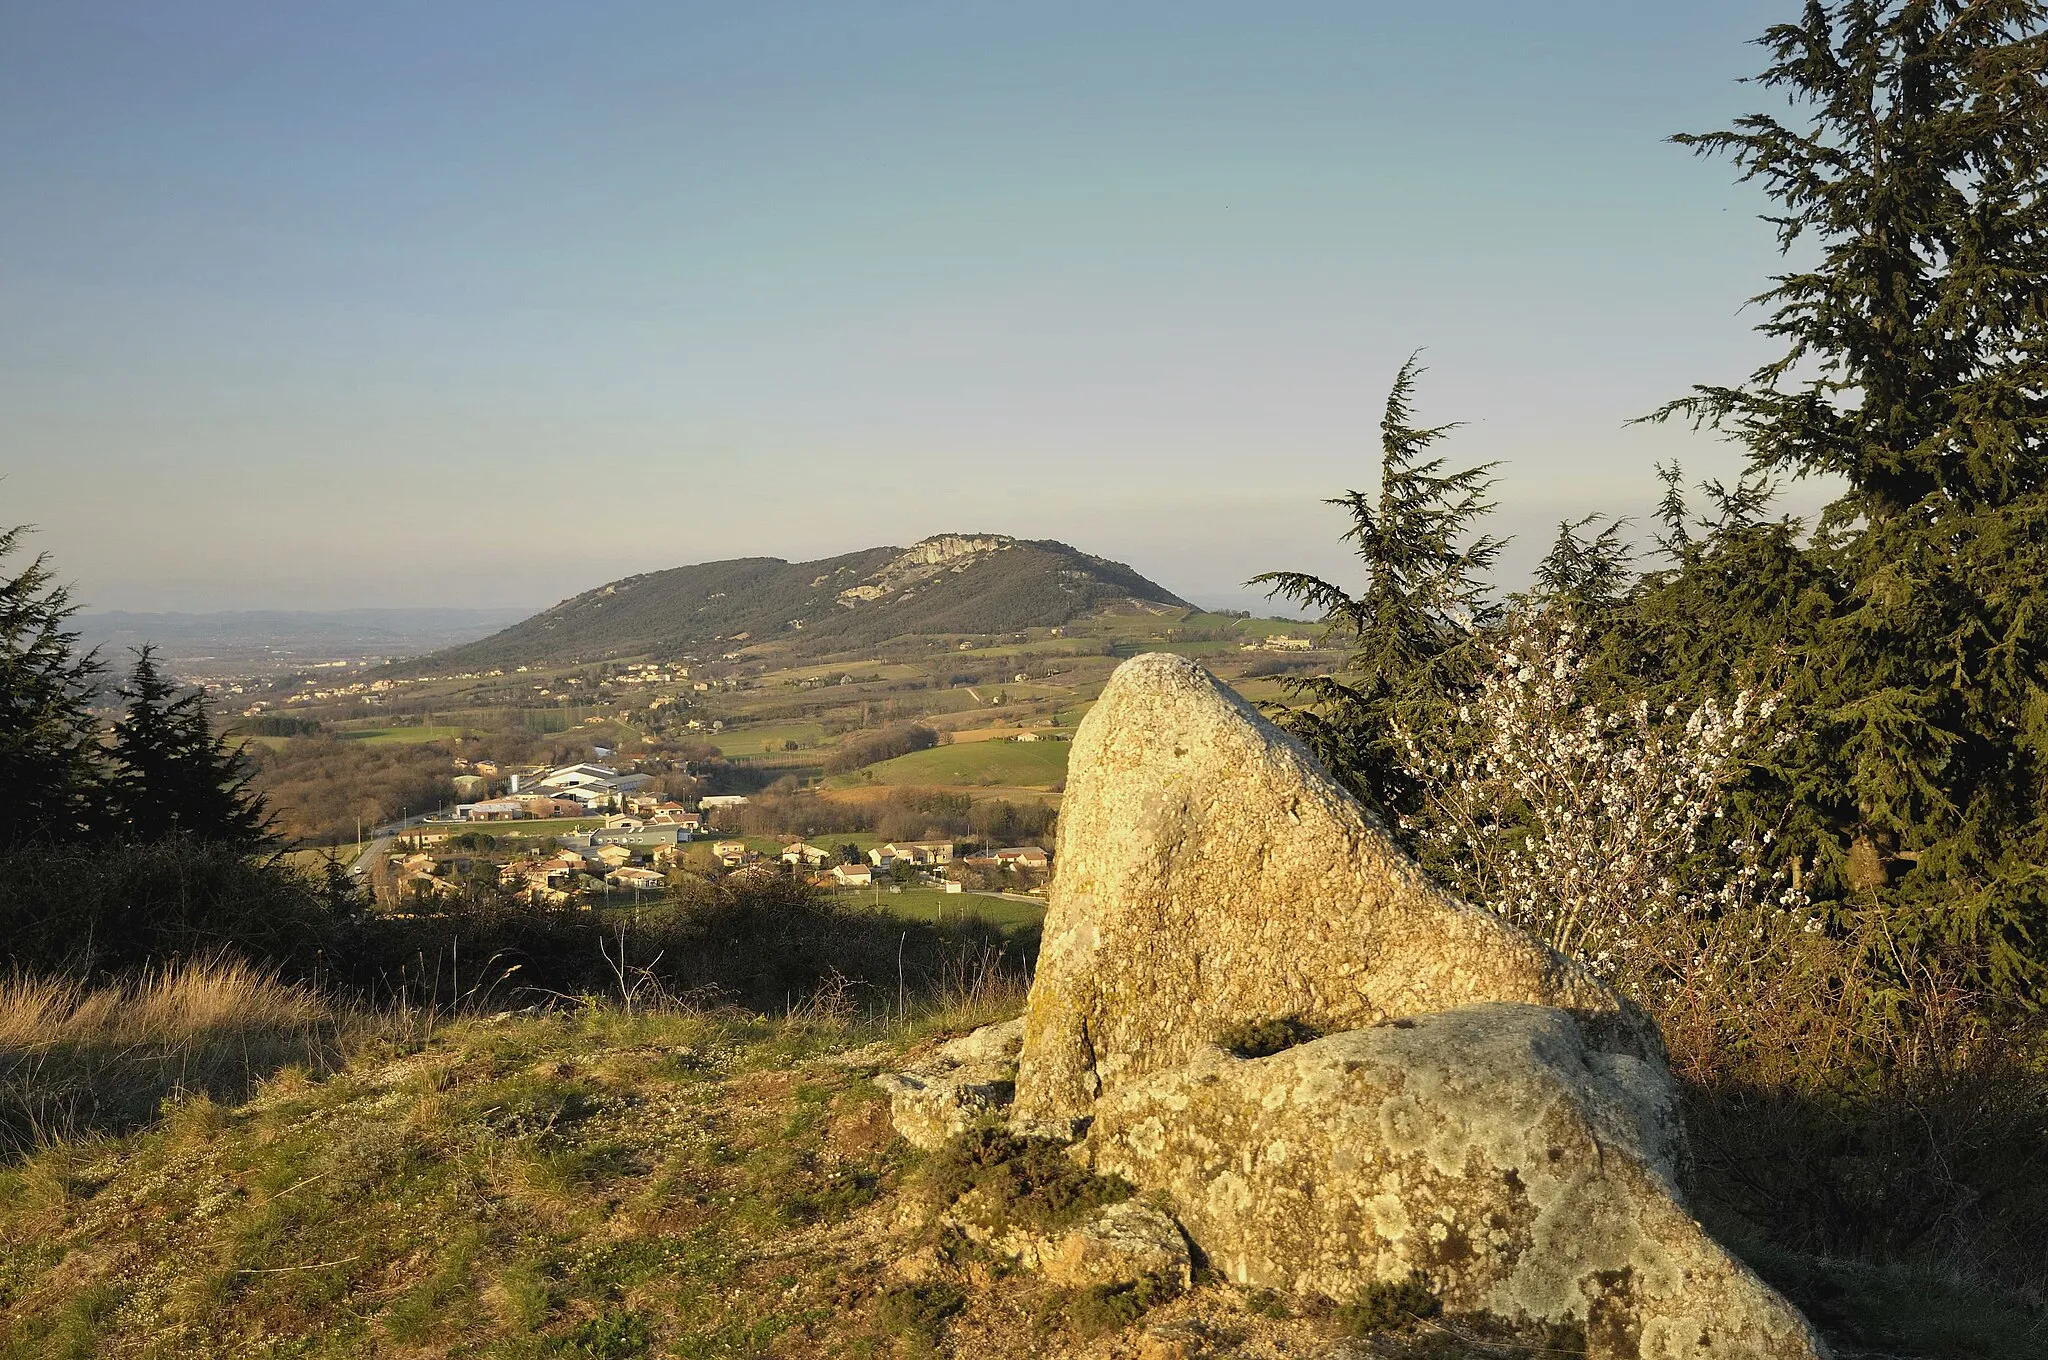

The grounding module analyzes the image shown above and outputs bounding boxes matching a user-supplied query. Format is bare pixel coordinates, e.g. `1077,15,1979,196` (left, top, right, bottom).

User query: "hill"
405,535,1188,672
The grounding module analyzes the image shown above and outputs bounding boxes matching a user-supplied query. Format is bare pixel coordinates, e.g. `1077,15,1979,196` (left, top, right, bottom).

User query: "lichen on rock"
1013,652,1659,1132
1081,1003,1815,1357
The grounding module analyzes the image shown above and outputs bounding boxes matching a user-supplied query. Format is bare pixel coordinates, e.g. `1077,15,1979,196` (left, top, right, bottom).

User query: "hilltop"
404,536,1189,673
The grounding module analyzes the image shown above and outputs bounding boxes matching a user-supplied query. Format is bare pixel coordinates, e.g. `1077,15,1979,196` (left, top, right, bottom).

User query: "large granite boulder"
1014,652,1656,1130
1080,1004,1821,1359
995,653,1826,1359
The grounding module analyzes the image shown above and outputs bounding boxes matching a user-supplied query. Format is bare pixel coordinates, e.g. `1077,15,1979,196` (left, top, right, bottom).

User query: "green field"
337,725,469,745
706,720,827,755
829,739,1070,789
837,885,1044,930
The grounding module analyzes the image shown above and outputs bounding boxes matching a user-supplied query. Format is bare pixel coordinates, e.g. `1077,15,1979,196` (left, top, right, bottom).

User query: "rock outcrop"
875,1018,1022,1151
1014,652,1655,1131
1081,1003,1815,1358
945,1194,1192,1292
881,654,1825,1359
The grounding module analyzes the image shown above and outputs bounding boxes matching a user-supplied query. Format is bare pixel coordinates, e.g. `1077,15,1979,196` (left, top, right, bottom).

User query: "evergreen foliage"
1251,356,1503,824
109,646,269,847
0,525,105,848
1650,0,2048,991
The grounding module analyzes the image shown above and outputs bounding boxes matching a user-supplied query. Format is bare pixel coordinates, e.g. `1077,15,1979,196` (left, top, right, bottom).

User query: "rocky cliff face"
880,653,1829,1360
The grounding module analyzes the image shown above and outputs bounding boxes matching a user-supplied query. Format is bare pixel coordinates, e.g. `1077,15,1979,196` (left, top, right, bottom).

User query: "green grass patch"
829,740,1069,790
334,724,469,745
846,886,1044,931
705,721,827,756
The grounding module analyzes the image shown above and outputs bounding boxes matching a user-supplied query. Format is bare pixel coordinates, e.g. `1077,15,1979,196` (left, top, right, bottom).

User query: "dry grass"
0,959,344,1156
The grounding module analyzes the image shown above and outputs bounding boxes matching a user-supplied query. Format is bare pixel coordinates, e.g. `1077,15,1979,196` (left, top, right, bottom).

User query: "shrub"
923,1126,1131,1233
1059,1274,1178,1336
0,839,361,978
1215,1016,1321,1058
1334,1272,1441,1336
874,1282,964,1350
344,875,1035,1015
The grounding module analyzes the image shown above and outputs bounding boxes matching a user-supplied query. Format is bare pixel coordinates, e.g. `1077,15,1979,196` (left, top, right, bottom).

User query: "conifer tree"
1661,0,2048,990
1251,356,1504,825
0,525,104,848
109,646,269,846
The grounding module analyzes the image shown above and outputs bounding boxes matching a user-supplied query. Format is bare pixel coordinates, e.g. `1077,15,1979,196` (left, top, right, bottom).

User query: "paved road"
348,810,446,878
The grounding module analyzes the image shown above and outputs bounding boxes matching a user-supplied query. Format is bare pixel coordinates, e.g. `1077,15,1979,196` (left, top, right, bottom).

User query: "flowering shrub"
1397,612,1806,988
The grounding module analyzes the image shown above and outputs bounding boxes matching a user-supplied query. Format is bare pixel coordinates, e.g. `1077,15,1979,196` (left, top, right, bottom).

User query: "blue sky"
1,1,1809,612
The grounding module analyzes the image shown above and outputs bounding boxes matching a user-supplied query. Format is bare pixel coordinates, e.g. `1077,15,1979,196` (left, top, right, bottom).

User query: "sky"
1,1,1820,615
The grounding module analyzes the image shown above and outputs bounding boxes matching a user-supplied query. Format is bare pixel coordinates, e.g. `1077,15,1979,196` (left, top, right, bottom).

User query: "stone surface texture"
948,1196,1192,1292
1081,1004,1820,1359
873,1018,1022,1151
1013,652,1657,1130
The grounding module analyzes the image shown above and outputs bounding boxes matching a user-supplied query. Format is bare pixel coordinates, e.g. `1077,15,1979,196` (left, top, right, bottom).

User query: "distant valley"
77,607,533,682
223,533,1326,850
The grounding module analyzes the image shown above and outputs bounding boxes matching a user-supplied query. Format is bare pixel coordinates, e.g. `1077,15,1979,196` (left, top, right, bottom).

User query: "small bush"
1060,1274,1179,1337
1215,1016,1321,1058
1334,1273,1441,1337
874,1281,964,1349
924,1126,1131,1232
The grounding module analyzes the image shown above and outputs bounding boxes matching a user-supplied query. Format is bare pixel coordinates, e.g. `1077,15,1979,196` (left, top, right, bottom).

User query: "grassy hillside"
403,536,1187,673
3,990,2033,1360
830,741,1070,790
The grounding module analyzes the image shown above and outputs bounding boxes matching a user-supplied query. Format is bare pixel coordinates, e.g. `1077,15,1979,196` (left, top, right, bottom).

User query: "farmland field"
829,739,1070,789
336,725,469,745
835,884,1044,930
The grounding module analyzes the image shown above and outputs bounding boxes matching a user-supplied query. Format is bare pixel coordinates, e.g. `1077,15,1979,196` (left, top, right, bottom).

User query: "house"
712,840,751,867
698,794,750,811
1012,732,1041,743
607,866,666,891
781,841,831,868
993,846,1051,870
457,798,529,822
554,785,620,811
869,841,955,868
592,844,635,869
589,826,686,850
831,862,874,887
604,814,646,831
535,856,580,886
652,809,703,831
538,764,622,791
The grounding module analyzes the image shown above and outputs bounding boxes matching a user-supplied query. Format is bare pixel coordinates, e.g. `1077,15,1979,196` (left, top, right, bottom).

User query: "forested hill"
405,535,1189,670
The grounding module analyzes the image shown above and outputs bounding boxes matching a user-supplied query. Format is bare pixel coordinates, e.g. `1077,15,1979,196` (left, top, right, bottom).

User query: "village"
383,758,1052,910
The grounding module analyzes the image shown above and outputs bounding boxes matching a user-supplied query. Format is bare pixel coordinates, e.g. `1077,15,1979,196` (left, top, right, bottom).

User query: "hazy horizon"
3,2,1825,615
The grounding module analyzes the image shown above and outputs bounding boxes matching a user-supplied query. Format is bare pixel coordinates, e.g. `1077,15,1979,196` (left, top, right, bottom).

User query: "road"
348,809,447,878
